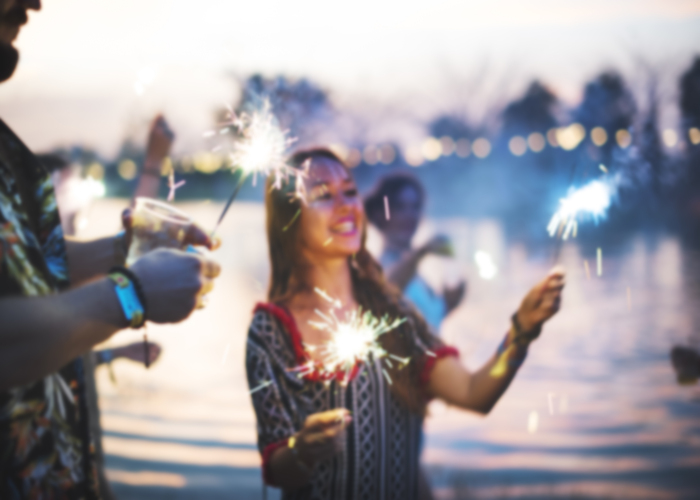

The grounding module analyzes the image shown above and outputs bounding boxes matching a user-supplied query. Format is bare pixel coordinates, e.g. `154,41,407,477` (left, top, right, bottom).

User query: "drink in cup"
126,197,193,266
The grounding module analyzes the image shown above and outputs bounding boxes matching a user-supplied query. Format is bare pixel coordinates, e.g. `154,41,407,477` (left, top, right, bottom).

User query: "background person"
364,173,466,334
246,149,565,499
0,1,221,497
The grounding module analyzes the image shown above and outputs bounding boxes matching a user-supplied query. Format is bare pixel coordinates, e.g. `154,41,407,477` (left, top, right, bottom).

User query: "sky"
0,0,699,156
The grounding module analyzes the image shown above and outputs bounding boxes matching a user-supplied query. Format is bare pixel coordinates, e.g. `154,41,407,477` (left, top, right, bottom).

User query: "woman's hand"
294,408,352,467
516,266,566,333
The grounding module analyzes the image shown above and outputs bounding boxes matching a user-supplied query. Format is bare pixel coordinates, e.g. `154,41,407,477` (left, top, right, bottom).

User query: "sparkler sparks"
210,99,301,236
167,168,186,202
301,289,408,384
547,176,619,240
225,99,298,188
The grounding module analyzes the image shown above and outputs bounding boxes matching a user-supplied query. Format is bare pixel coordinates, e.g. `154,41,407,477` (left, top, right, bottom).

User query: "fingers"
304,409,351,432
199,258,221,279
184,223,220,250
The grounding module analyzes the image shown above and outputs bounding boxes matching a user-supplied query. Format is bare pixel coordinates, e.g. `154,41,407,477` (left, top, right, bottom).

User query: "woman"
246,149,565,499
364,174,465,334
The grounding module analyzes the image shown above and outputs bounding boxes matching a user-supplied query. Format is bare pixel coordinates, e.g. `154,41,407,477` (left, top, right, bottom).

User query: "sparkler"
298,289,408,385
210,99,299,236
547,177,617,241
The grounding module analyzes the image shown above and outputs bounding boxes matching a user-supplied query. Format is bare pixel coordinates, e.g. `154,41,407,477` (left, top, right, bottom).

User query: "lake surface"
80,200,700,500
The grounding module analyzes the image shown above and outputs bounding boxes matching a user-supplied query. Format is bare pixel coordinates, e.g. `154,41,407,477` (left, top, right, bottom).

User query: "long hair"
265,148,443,414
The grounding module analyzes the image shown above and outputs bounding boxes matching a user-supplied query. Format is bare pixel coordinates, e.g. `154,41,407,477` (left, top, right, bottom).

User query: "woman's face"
382,185,422,249
298,158,364,260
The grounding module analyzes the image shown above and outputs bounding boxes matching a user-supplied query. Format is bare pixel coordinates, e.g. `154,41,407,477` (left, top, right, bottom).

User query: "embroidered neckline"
254,302,361,383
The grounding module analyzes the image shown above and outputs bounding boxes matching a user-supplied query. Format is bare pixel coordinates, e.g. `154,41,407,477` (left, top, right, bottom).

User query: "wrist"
512,312,541,345
143,157,163,174
107,267,147,328
114,231,128,266
288,435,313,474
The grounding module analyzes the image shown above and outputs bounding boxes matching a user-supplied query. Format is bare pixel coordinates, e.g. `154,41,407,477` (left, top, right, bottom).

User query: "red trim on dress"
261,438,289,486
254,302,360,384
419,346,460,387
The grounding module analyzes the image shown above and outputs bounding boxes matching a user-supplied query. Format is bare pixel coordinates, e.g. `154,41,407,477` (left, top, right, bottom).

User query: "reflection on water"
80,200,700,499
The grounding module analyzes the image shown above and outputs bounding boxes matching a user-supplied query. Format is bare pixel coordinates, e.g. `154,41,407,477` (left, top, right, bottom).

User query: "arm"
65,234,126,286
0,278,126,391
246,316,348,490
0,248,220,391
132,115,174,202
428,268,565,414
386,235,453,291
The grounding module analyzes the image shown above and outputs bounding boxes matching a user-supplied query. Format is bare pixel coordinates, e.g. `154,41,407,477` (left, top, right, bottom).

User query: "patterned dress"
0,120,98,499
246,303,457,500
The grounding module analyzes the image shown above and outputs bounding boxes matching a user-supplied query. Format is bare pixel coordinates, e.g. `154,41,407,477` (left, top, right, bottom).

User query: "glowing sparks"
303,289,407,384
584,260,591,280
383,195,391,221
282,209,302,232
224,99,298,188
249,380,274,394
323,237,333,247
547,176,619,240
167,169,186,202
597,248,603,276
210,100,303,237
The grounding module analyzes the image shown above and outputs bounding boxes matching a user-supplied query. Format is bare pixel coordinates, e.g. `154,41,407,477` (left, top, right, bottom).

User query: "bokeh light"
546,128,559,147
455,138,471,158
615,129,632,148
117,159,137,180
662,129,678,148
689,127,700,145
363,145,379,165
439,136,455,156
422,137,442,161
527,132,545,153
508,136,527,156
556,123,586,151
405,146,424,167
472,138,491,159
379,144,396,164
591,126,608,147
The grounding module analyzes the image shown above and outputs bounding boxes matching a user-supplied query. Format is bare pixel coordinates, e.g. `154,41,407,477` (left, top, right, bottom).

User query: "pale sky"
1,0,699,156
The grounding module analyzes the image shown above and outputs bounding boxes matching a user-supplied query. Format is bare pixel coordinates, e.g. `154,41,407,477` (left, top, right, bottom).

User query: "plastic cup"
126,197,192,266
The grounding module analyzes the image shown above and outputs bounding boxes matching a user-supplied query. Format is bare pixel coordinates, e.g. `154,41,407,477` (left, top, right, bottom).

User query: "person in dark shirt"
0,2,221,498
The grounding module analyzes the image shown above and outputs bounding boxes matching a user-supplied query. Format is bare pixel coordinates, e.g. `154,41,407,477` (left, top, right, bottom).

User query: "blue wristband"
108,272,145,328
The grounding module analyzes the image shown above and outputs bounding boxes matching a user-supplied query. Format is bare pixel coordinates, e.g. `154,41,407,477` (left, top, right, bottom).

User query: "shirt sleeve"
246,310,297,485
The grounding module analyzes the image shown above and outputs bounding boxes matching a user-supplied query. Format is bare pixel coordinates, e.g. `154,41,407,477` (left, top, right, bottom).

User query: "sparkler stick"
212,169,246,237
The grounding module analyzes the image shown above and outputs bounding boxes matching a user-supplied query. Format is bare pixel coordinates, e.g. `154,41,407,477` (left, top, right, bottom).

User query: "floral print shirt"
0,120,98,499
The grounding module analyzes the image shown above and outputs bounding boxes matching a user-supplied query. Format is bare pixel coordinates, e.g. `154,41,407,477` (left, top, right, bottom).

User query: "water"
80,200,700,500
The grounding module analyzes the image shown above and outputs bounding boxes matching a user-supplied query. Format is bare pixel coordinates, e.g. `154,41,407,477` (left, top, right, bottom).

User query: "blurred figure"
671,346,700,385
364,173,466,334
0,3,221,497
40,114,171,499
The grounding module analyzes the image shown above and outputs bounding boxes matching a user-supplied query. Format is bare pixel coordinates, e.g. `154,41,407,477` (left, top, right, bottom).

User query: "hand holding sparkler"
518,267,566,334
289,409,352,467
